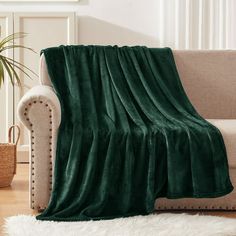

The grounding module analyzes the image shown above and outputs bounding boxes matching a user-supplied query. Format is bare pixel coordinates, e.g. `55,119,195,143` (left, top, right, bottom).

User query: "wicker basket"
0,125,20,187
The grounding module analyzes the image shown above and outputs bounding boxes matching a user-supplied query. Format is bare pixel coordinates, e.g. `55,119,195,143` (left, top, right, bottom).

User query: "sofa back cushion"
174,50,236,119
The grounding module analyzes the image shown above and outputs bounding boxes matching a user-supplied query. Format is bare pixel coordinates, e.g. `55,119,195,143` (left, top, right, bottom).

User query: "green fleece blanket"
37,46,233,221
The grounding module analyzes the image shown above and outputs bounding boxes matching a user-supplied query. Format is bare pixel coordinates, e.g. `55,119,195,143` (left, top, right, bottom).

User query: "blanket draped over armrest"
37,46,233,221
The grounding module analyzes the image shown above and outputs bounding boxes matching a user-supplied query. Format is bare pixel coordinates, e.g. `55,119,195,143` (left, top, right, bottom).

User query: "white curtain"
158,0,236,49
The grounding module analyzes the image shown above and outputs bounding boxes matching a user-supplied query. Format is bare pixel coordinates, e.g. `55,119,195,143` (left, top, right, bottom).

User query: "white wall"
1,0,236,49
0,0,159,47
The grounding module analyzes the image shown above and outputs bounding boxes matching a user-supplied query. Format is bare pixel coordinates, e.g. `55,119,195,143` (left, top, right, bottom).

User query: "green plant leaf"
5,58,33,82
1,57,14,86
0,61,4,88
0,45,37,54
0,32,37,87
1,55,38,77
0,32,27,49
4,58,21,86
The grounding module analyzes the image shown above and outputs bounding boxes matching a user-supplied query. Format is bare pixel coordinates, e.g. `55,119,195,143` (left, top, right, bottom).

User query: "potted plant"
0,32,36,87
0,32,36,187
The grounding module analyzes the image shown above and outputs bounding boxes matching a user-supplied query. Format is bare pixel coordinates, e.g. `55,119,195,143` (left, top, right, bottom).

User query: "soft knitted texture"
37,46,233,221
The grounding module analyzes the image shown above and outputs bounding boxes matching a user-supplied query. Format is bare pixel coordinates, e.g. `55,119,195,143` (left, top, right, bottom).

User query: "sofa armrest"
17,85,61,210
18,85,61,129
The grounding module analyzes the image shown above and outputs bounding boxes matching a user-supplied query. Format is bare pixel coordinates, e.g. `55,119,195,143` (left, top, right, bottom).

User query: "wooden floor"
0,164,36,235
1,164,236,235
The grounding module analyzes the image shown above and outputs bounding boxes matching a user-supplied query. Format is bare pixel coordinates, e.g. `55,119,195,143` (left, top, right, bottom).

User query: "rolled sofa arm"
17,85,61,210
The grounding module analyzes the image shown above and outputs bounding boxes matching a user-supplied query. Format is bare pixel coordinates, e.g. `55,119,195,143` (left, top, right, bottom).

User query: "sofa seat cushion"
208,119,236,168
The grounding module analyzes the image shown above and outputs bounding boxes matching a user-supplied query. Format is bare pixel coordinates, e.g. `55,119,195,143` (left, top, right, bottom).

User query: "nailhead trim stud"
24,101,53,210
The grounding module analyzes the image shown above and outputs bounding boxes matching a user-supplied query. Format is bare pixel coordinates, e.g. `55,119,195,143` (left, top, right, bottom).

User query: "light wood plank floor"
1,164,236,235
0,164,36,235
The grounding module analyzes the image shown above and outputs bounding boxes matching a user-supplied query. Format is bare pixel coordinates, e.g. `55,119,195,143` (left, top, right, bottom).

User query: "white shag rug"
3,213,236,236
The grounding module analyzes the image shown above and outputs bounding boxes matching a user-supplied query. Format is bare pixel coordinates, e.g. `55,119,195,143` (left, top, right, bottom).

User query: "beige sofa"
18,50,236,211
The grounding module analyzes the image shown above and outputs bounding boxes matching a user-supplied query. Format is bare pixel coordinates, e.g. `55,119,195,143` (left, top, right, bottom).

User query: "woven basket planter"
0,125,20,188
